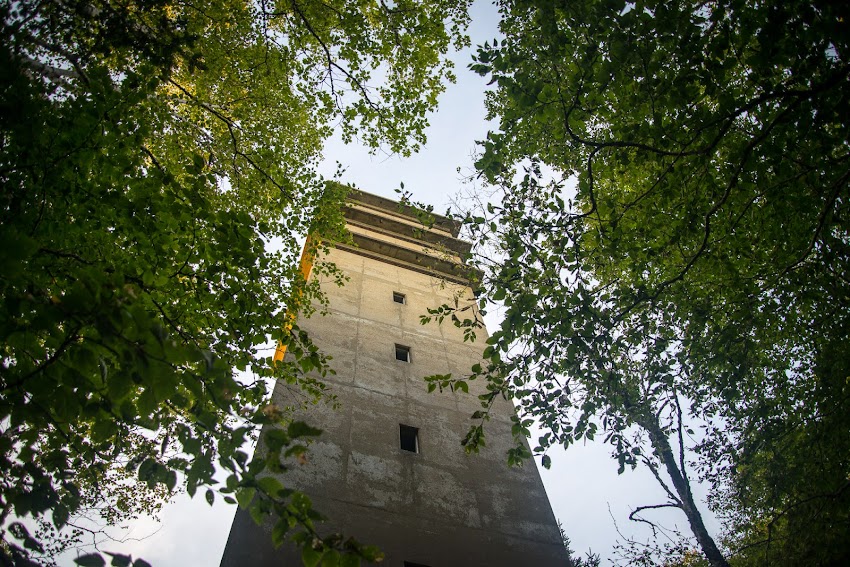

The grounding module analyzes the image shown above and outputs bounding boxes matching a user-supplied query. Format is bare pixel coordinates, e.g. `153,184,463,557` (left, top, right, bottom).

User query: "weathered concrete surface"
220,195,567,567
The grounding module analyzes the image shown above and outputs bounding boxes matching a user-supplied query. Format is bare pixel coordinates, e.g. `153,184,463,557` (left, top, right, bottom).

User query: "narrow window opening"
393,291,406,304
399,424,419,453
395,344,411,362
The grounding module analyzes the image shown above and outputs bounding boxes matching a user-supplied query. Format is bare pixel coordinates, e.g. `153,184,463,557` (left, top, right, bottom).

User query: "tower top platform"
339,189,478,286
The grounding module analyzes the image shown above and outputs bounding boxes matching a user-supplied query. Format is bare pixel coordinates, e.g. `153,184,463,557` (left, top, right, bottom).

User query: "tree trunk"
640,416,731,567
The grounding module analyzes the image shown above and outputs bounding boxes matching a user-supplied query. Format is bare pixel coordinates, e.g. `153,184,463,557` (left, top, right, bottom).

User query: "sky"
58,1,719,564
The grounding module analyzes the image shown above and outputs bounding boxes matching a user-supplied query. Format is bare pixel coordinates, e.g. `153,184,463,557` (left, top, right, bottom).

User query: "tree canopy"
0,0,469,564
432,0,849,565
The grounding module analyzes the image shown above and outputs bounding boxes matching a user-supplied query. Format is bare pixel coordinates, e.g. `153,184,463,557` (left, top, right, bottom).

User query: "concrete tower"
220,191,567,566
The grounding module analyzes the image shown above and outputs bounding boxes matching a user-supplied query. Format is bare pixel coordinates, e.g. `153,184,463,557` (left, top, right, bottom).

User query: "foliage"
559,522,600,567
427,0,849,566
713,347,850,566
0,0,469,563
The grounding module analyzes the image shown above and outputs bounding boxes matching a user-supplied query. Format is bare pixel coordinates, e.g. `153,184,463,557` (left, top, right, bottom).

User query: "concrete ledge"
336,236,476,286
348,189,461,237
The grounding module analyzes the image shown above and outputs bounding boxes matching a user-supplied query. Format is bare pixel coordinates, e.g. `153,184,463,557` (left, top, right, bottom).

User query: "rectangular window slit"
393,291,406,304
395,344,411,362
399,424,419,453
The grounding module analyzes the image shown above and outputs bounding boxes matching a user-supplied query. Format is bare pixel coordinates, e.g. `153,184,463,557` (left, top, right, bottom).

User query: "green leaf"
235,487,256,509
287,421,323,439
249,500,266,526
258,476,285,498
106,373,134,403
166,470,178,492
271,518,289,548
53,503,69,529
138,458,157,481
74,554,106,567
106,552,132,567
302,547,323,567
290,491,312,513
320,549,341,566
265,428,290,451
358,546,384,563
205,489,215,506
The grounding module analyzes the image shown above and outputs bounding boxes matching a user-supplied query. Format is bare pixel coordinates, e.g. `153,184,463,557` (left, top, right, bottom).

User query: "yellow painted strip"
273,234,316,363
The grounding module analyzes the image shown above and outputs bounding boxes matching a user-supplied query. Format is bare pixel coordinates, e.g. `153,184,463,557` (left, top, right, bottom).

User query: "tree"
559,521,600,567
0,0,470,563
425,0,848,565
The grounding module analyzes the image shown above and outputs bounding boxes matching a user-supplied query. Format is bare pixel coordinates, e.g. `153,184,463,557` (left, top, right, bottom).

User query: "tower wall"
220,193,566,566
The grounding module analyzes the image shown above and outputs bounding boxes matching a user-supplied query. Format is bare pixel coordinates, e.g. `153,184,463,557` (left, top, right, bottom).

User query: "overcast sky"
59,2,720,565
